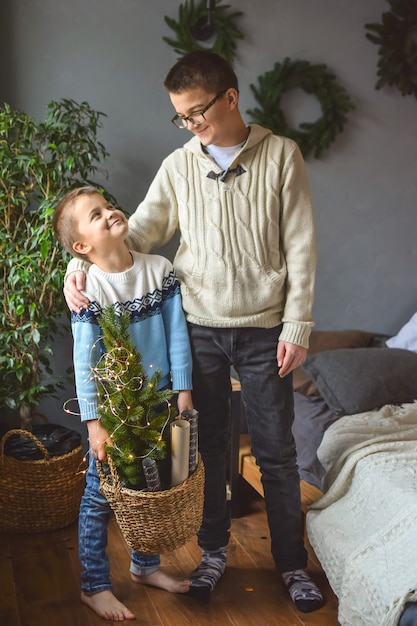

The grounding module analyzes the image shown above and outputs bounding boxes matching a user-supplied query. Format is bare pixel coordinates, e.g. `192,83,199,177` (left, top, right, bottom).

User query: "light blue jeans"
78,456,160,594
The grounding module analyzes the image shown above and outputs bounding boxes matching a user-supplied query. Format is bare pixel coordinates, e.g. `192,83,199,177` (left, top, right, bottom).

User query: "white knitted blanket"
307,403,417,626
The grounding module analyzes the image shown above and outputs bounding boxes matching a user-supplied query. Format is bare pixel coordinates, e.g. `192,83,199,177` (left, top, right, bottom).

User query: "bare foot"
131,569,190,594
81,589,136,621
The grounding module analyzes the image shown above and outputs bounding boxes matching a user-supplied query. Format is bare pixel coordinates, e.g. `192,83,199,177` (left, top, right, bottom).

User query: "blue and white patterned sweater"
71,251,193,422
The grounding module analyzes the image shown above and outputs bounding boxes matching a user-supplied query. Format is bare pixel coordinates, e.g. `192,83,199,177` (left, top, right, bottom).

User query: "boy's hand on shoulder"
64,270,89,312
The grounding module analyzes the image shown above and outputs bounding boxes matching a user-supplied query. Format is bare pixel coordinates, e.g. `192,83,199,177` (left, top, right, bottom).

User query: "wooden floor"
0,480,339,626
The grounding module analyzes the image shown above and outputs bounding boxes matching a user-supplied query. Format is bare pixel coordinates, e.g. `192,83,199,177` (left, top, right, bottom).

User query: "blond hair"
53,186,101,259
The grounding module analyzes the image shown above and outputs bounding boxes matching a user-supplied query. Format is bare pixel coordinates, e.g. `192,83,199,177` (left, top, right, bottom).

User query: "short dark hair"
53,186,101,259
164,50,238,94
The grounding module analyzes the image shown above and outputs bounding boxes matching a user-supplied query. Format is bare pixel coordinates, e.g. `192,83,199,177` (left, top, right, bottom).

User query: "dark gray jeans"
187,323,307,573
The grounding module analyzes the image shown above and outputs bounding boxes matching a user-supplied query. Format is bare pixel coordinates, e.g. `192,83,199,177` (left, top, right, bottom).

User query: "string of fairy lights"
63,340,174,475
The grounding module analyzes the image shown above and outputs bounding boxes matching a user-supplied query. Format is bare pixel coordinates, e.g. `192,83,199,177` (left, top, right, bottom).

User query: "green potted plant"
0,98,115,430
0,98,118,533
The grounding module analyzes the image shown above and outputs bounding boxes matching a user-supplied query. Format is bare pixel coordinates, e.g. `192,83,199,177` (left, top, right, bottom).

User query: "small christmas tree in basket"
94,306,204,554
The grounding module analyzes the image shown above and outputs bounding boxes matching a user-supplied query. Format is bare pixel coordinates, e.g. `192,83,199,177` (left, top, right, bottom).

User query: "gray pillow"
292,392,341,488
293,329,374,396
302,347,417,415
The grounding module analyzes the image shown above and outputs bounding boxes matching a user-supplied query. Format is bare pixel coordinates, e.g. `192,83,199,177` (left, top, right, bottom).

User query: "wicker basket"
98,454,205,554
0,429,85,534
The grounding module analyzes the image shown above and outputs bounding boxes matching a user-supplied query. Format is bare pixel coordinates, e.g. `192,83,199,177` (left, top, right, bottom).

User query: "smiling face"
71,192,128,258
169,86,241,147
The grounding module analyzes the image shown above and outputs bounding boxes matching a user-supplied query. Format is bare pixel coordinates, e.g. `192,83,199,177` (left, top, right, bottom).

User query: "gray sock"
282,569,324,613
187,547,227,599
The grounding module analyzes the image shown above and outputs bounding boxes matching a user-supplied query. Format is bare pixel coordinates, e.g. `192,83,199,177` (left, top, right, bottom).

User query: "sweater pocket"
263,264,287,287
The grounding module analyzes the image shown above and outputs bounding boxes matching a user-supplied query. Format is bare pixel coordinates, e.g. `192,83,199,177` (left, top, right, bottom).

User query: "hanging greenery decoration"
163,0,244,64
246,58,355,159
365,0,417,98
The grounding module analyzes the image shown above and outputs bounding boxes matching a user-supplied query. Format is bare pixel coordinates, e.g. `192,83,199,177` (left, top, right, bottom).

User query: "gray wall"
3,1,417,435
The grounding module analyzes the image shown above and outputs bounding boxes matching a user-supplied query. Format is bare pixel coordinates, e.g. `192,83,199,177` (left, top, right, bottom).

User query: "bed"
306,402,417,626
236,316,417,626
295,318,417,626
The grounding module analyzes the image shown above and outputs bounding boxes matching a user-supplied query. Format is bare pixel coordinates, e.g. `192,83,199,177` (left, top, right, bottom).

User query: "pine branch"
95,306,174,489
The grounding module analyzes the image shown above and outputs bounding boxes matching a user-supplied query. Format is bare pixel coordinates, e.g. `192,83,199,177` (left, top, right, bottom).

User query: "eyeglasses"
171,90,227,129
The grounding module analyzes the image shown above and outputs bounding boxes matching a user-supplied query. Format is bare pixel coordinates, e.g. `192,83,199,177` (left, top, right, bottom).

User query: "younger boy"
53,186,193,621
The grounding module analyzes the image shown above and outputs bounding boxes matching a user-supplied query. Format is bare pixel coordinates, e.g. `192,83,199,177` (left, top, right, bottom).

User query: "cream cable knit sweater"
67,125,316,348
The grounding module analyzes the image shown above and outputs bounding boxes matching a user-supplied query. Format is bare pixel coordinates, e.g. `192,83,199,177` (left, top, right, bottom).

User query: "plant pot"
0,426,85,533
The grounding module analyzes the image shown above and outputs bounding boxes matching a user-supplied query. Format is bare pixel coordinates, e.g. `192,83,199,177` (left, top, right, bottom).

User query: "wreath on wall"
163,0,244,64
365,0,417,98
246,58,355,159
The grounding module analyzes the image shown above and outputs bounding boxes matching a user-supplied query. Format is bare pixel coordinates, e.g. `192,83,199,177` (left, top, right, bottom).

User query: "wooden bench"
238,434,323,516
